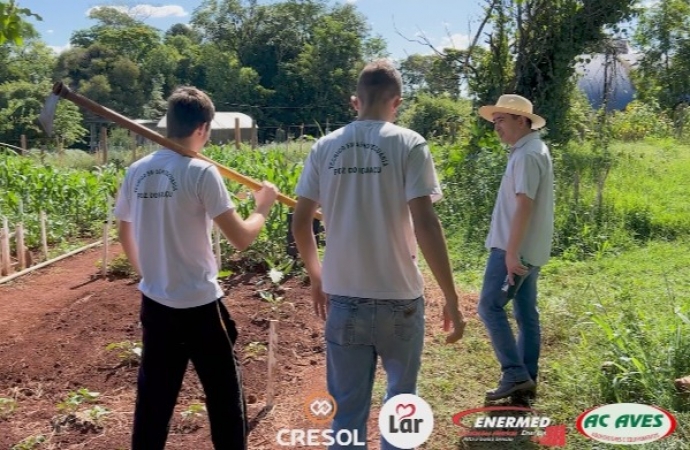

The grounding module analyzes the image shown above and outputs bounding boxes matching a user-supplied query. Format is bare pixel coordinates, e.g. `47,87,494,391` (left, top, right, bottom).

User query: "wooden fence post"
300,124,305,152
1,217,11,276
251,120,258,149
235,117,241,149
15,223,25,270
130,130,138,163
100,126,108,165
40,211,48,261
20,134,27,155
102,196,112,278
266,320,279,409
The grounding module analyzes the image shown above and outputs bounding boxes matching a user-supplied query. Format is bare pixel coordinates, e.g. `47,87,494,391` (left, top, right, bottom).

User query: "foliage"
0,154,121,249
81,405,110,426
633,0,690,113
103,253,138,279
203,144,306,272
398,49,464,99
0,80,87,147
609,100,673,141
590,302,690,408
57,388,100,414
0,0,40,45
10,435,46,450
468,0,639,145
431,122,506,247
180,403,206,421
105,341,142,366
398,94,472,141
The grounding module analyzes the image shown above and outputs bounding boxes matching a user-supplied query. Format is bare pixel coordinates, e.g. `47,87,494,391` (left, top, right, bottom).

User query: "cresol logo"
576,403,677,445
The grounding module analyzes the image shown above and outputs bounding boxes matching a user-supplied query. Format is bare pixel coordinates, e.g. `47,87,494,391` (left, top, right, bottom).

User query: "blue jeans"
477,248,541,383
325,296,425,450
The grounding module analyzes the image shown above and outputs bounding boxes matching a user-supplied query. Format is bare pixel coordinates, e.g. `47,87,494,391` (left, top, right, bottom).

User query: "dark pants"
132,295,247,450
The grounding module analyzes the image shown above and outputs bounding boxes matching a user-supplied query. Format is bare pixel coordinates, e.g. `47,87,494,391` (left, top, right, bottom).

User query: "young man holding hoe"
115,86,278,450
292,59,466,449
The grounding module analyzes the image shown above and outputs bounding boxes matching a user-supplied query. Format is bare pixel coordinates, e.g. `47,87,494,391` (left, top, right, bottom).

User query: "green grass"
606,139,690,239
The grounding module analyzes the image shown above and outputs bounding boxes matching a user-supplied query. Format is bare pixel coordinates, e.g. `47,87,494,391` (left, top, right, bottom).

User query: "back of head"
356,59,402,107
166,86,215,139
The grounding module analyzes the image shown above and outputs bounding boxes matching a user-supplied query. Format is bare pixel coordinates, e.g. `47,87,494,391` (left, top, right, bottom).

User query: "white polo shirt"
485,132,554,267
295,120,442,299
114,149,234,308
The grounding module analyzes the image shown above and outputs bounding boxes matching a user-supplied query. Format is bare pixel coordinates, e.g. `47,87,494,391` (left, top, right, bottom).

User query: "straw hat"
478,94,546,130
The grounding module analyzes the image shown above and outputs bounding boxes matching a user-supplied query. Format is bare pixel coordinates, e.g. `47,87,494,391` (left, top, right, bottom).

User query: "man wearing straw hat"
476,94,554,401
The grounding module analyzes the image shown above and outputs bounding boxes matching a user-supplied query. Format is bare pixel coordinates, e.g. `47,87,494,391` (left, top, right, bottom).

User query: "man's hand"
443,299,467,344
311,279,328,320
253,181,279,213
505,252,528,286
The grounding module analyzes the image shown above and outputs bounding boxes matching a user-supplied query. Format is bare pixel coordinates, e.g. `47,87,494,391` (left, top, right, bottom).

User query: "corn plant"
203,144,308,272
0,154,122,250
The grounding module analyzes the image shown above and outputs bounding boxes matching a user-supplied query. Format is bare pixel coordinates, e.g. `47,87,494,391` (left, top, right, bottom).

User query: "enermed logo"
378,394,434,448
276,391,365,447
576,403,677,445
453,406,566,447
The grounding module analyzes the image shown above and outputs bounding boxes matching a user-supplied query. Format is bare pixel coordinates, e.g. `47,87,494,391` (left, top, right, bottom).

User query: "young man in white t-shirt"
477,94,554,401
114,86,278,450
292,60,466,450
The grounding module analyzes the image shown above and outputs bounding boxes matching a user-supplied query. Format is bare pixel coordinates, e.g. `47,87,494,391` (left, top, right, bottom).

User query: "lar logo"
303,391,337,424
576,403,677,445
378,394,434,448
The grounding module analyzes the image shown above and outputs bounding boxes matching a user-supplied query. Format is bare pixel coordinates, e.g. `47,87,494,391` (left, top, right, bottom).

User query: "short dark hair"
356,59,402,106
166,86,215,139
510,114,533,129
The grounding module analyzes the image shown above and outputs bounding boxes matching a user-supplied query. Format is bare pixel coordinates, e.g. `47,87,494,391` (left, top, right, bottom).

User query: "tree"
70,7,161,63
165,23,203,44
633,0,690,111
0,0,40,45
510,0,638,144
191,0,386,127
0,39,55,84
399,51,464,99
0,81,86,147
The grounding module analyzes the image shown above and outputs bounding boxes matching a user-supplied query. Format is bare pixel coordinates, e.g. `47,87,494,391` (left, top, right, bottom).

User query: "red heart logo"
396,404,416,420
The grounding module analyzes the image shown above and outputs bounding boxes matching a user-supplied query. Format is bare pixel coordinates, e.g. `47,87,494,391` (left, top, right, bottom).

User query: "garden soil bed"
0,244,474,449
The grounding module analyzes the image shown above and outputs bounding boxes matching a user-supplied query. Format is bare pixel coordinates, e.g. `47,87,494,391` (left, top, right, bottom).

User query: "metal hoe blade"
38,93,60,137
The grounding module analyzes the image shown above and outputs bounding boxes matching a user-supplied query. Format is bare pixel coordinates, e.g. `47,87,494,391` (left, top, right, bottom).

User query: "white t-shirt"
485,132,554,267
295,120,442,299
114,149,234,308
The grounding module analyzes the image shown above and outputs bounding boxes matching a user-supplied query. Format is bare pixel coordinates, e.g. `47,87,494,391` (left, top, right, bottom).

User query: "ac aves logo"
576,403,677,445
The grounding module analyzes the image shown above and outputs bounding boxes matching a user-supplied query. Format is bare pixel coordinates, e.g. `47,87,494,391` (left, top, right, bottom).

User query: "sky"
17,0,486,58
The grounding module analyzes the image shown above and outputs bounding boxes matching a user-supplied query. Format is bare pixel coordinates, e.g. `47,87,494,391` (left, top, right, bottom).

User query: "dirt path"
0,245,476,449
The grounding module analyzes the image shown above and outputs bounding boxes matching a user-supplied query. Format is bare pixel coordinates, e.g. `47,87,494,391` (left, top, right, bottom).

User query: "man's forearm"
415,216,457,300
118,221,141,276
506,196,534,258
292,216,322,281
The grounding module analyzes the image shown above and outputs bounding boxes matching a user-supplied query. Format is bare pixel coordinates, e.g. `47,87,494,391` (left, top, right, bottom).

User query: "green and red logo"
576,403,677,445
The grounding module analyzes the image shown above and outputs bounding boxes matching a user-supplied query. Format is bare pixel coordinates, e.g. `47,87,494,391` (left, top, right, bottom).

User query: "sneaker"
486,378,536,401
